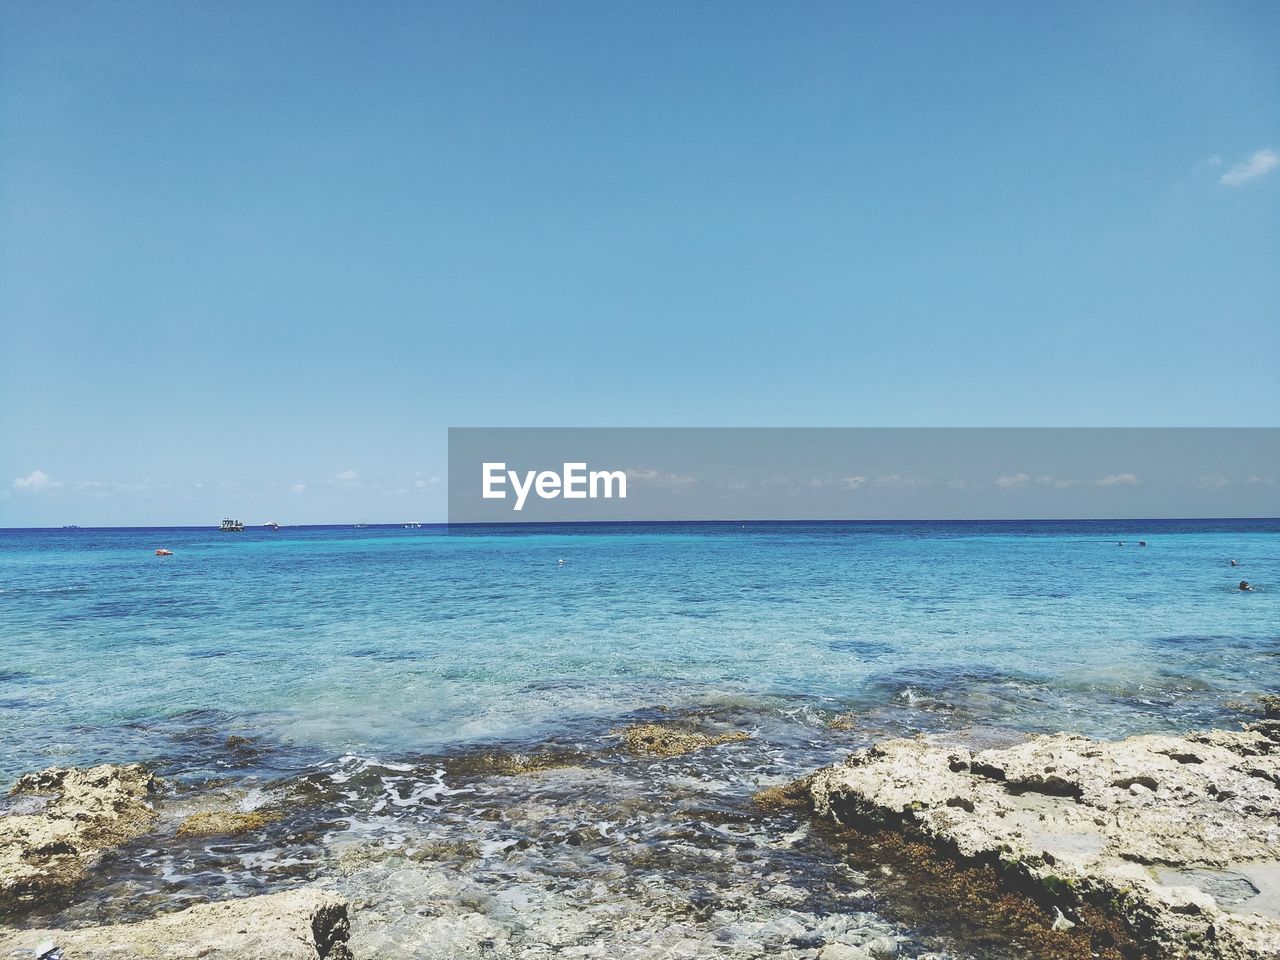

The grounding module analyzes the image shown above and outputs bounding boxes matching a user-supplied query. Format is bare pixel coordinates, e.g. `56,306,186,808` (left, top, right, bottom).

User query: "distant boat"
264,521,280,531
61,525,80,530
354,523,367,528
403,522,422,529
219,519,245,532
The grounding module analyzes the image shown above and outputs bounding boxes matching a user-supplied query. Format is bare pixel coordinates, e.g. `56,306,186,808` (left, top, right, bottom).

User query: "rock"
175,810,276,838
616,723,749,757
1,764,159,908
805,727,1280,959
818,945,872,960
444,749,589,777
752,778,814,812
0,888,353,959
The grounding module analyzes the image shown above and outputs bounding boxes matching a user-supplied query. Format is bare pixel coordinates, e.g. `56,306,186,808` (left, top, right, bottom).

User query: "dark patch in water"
347,647,413,662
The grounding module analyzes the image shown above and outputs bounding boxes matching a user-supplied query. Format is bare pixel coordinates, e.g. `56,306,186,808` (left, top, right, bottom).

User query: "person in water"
1240,581,1253,591
1231,559,1240,566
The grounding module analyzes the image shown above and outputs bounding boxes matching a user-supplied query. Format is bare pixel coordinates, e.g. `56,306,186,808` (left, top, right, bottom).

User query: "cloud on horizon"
1095,473,1139,487
12,470,57,492
995,473,1079,489
1220,148,1279,187
995,472,1032,488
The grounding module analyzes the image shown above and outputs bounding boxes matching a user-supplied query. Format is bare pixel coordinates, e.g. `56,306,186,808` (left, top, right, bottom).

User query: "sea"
0,519,1276,957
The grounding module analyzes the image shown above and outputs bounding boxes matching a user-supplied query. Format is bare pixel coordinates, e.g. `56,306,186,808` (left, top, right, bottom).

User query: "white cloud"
1220,149,1279,187
874,474,927,487
996,473,1031,489
12,470,57,492
1193,473,1230,489
291,483,307,494
336,470,359,483
626,468,696,486
1095,473,1139,487
841,476,867,490
994,473,1078,489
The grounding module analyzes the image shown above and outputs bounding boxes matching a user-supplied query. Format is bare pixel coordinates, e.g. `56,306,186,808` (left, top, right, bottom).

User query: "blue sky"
1,1,1277,525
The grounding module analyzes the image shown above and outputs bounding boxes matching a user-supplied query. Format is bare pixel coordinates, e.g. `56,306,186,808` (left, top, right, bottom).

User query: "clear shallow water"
1,520,1276,779
1,520,1277,957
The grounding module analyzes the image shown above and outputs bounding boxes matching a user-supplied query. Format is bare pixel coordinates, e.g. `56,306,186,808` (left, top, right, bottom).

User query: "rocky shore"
801,718,1280,960
0,762,353,959
0,764,159,908
7,716,1280,959
0,889,352,959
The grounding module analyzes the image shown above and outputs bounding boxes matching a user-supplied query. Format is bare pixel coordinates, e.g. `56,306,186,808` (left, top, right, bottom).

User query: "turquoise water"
1,520,1277,782
2,520,1278,955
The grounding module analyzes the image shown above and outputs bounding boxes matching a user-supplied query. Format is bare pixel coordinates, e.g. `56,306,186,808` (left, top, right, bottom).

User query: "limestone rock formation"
616,723,750,757
1,764,159,908
806,723,1280,959
0,888,353,959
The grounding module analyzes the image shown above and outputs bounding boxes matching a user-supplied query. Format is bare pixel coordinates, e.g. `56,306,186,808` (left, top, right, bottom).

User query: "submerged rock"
828,714,859,732
805,726,1280,959
0,888,353,959
616,723,750,757
444,749,590,777
176,810,277,838
752,778,814,812
1,764,159,908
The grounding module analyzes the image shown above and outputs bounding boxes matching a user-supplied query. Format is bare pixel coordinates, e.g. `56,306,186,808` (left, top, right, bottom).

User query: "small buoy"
155,549,173,556
557,558,566,566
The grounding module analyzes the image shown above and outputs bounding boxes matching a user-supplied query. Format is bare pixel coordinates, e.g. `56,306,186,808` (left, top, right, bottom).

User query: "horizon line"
2,516,1278,533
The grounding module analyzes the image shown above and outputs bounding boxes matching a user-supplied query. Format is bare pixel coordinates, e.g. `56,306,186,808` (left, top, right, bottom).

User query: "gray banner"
448,428,1280,524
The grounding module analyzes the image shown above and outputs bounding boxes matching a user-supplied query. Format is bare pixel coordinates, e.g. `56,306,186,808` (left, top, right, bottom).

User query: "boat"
264,521,280,531
354,523,367,528
219,519,245,532
403,522,422,529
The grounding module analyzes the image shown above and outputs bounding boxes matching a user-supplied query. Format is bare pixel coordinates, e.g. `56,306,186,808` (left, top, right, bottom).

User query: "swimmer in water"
1231,559,1239,567
1240,581,1253,591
